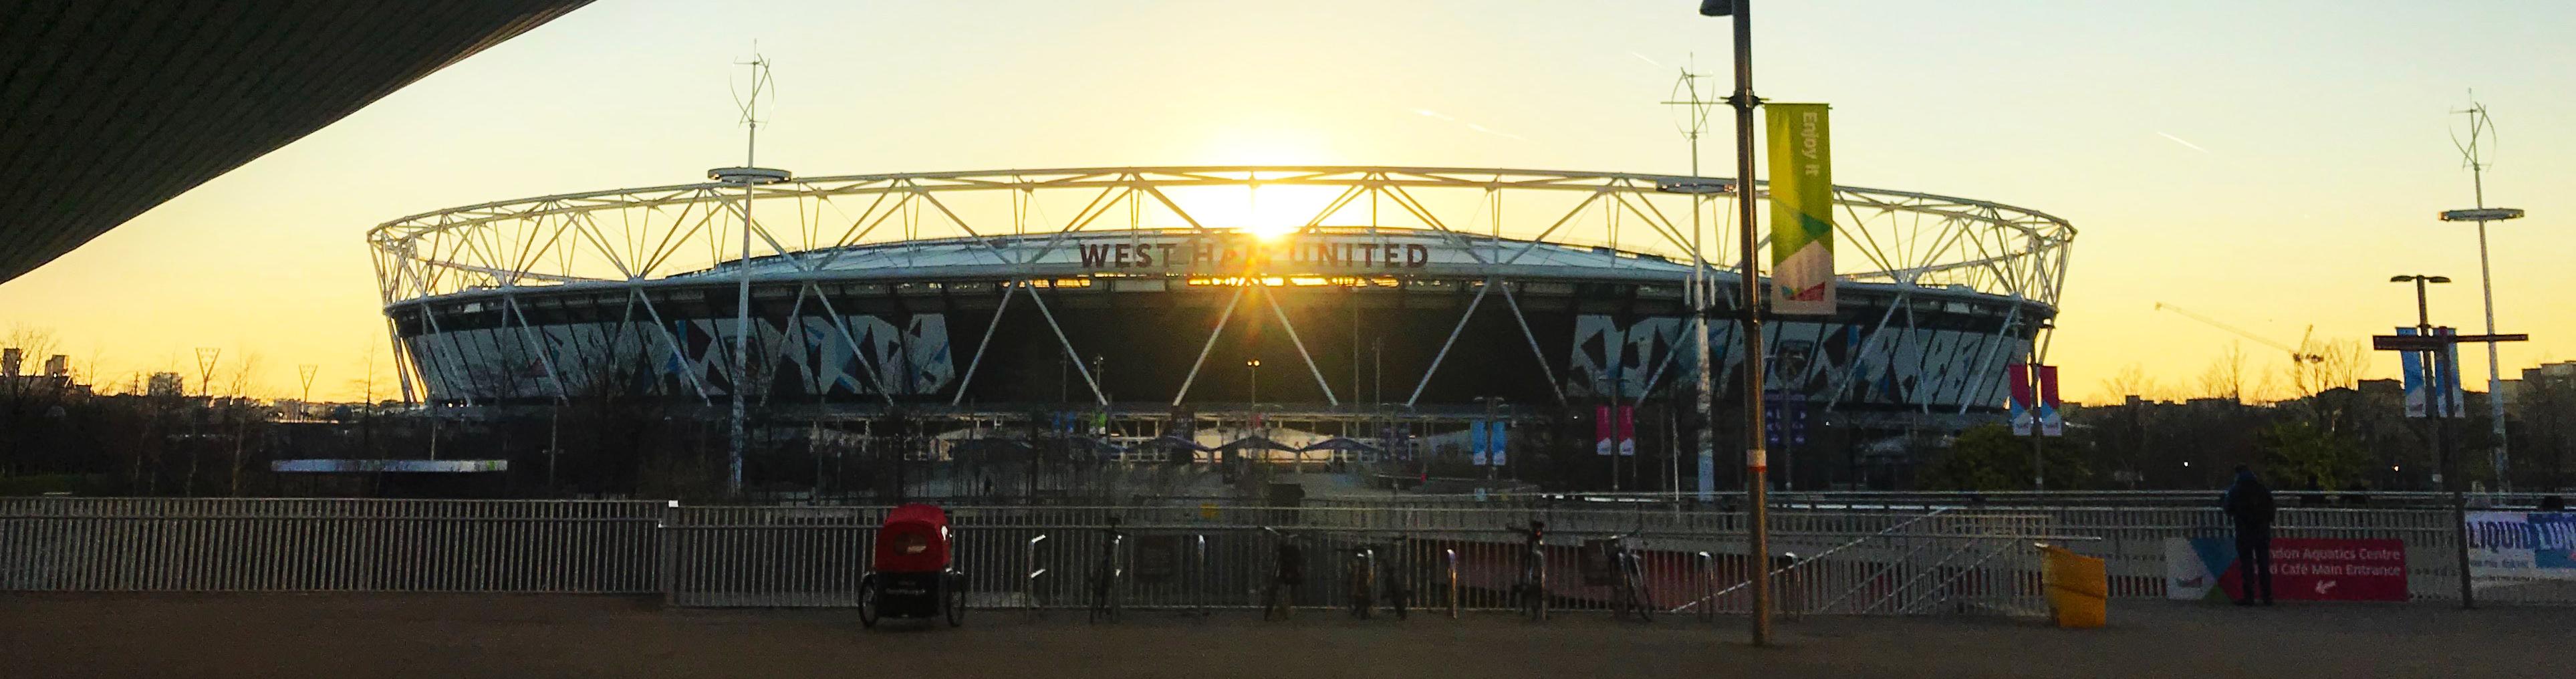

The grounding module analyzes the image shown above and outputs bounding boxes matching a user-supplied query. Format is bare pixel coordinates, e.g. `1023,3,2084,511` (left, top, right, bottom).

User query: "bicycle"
1377,536,1412,620
1088,520,1125,624
1261,527,1304,621
1506,520,1548,622
1605,527,1652,623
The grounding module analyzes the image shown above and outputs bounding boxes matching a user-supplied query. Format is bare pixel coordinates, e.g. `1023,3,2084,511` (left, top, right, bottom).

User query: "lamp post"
2391,273,2473,608
1692,0,1771,646
2029,321,2055,491
1246,359,1261,409
2393,275,2454,486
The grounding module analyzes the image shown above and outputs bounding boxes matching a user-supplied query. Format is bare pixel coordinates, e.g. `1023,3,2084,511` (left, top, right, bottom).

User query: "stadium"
368,166,2073,493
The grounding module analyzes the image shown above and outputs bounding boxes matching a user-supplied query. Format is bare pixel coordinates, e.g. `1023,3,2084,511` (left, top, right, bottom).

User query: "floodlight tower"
2442,99,2527,491
710,50,791,498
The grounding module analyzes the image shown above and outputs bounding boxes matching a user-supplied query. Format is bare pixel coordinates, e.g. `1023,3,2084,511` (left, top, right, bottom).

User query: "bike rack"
1349,545,1376,618
1444,548,1460,620
1025,534,1049,616
1193,533,1208,618
1781,551,1802,621
1696,551,1714,623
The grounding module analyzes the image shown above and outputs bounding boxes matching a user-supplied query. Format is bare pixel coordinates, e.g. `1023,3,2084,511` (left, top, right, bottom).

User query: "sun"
1176,182,1346,241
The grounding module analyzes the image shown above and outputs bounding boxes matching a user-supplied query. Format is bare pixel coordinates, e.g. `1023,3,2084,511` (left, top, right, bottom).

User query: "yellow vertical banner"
1765,103,1833,315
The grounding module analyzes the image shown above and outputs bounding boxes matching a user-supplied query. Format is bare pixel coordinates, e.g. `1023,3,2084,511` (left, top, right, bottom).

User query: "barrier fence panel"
0,498,664,593
7,497,2571,609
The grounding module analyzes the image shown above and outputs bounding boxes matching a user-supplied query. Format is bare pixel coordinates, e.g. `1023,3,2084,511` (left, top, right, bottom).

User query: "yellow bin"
2039,544,2107,628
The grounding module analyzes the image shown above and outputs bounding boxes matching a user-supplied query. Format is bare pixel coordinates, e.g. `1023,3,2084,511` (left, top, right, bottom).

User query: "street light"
2390,272,2476,607
2390,275,2450,329
2391,273,2456,488
1688,0,1773,647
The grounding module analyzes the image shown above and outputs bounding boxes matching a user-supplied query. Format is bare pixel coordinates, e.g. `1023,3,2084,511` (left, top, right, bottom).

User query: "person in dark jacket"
2222,466,2277,605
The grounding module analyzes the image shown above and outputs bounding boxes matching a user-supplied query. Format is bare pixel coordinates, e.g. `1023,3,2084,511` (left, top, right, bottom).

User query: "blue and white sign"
2467,511,2576,585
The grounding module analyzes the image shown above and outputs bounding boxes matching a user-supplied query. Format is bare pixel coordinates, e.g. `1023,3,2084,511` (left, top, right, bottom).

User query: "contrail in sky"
2156,131,2212,154
1628,51,1663,67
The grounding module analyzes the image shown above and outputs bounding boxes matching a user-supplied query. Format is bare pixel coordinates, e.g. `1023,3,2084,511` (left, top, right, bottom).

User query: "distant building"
2498,362,2576,406
0,350,78,394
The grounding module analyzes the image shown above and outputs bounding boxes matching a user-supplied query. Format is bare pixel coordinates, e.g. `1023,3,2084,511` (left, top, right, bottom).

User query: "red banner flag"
2007,366,2034,436
1595,406,1612,456
1617,406,1637,456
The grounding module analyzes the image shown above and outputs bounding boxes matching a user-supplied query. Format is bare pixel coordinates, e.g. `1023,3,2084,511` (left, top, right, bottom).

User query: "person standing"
2222,466,2277,605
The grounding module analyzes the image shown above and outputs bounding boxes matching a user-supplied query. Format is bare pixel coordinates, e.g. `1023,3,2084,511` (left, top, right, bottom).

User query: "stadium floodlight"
709,167,791,185
2438,208,2523,222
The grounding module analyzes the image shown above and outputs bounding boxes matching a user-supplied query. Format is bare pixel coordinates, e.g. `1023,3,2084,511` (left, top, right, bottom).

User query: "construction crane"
2152,302,2325,364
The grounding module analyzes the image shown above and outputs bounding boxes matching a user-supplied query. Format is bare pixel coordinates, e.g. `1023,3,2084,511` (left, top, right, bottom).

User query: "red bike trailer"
860,503,963,628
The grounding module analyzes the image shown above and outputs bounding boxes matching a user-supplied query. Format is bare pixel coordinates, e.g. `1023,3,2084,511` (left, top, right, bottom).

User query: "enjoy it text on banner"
1765,102,1834,315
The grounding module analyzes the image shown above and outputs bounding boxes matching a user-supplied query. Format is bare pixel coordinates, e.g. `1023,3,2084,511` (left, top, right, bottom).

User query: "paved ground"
1,594,2564,678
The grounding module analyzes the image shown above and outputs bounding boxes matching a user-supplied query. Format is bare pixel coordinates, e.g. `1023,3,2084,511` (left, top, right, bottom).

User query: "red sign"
2222,538,2409,602
2036,365,2061,408
1616,406,1636,456
1595,406,1612,456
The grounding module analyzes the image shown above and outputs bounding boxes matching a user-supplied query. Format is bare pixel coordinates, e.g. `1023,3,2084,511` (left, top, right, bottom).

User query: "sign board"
2372,335,2449,352
2166,537,2408,602
1074,233,1430,273
2467,511,2576,588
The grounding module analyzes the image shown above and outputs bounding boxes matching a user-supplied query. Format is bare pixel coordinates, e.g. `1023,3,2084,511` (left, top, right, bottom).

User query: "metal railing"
0,498,664,593
5,496,2569,611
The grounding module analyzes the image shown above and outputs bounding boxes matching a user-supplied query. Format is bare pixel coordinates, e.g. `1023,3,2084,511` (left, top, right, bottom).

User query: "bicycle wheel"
858,575,881,629
1628,560,1648,622
1088,574,1109,624
1108,571,1122,622
946,575,967,628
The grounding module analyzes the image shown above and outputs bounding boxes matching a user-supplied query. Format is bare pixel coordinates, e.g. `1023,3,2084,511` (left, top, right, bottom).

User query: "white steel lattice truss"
369,167,2075,407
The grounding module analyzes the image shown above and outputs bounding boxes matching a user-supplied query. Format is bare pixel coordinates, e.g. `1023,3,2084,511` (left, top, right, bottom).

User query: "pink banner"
1617,406,1636,456
1595,406,1612,456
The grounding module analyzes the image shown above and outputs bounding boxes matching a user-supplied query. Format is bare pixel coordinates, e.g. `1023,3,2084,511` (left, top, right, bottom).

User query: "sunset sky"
2,0,2571,402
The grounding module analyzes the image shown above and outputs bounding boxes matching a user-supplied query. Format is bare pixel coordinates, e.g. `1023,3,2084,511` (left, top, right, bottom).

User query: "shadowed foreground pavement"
1,594,2563,678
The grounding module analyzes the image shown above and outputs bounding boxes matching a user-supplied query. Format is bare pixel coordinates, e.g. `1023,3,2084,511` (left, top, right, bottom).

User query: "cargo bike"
858,503,965,628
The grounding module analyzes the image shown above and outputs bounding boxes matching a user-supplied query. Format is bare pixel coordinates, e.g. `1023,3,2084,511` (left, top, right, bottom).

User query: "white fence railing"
3,497,2564,609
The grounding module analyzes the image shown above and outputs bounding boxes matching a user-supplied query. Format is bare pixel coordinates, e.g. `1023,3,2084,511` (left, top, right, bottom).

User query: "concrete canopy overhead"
0,0,592,283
